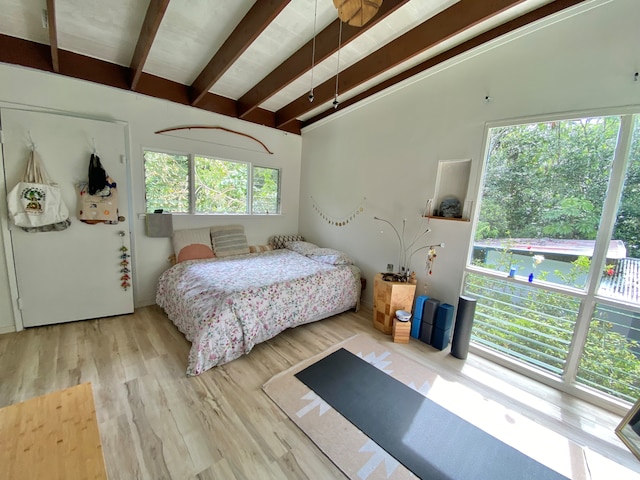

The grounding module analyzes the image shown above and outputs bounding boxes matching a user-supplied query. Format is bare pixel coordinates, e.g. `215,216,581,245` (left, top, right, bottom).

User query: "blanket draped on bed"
156,248,360,375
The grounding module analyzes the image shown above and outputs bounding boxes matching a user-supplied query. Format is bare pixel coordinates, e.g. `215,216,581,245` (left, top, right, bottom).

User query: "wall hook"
27,131,36,151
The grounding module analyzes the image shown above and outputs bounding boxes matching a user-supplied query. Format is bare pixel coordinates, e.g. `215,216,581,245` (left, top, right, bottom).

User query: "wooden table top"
0,382,108,480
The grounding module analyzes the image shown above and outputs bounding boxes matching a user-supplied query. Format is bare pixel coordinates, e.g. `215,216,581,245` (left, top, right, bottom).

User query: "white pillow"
285,241,319,256
307,247,355,265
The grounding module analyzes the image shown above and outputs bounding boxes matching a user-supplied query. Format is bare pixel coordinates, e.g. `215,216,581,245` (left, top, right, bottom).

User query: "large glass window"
143,151,189,213
143,150,281,215
472,117,620,289
194,155,248,214
465,114,640,405
252,166,281,214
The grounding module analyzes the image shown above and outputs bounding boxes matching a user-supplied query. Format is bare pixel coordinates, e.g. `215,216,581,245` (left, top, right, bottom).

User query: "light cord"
308,0,318,102
333,19,343,108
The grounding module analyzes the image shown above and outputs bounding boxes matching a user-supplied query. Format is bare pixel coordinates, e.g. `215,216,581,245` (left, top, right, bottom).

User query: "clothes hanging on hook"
78,152,120,224
88,153,108,195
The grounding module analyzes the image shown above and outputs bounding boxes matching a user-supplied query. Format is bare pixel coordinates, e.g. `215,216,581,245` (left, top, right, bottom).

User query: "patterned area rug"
262,334,631,480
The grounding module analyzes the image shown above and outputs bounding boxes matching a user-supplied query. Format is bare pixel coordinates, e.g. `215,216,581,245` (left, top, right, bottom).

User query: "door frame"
0,104,134,331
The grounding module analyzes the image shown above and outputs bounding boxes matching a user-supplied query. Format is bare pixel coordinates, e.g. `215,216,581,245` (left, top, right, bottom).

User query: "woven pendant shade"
333,0,383,27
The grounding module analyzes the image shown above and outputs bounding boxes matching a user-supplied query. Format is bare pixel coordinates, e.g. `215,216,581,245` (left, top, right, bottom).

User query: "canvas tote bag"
77,154,119,224
6,150,71,232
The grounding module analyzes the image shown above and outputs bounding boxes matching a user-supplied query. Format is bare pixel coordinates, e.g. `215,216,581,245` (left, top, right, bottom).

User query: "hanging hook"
92,137,97,155
27,131,36,151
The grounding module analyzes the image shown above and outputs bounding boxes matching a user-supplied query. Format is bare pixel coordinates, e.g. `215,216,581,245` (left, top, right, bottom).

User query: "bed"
156,232,361,376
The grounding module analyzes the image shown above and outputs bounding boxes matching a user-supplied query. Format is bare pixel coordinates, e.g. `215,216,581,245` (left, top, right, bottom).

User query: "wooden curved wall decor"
154,125,274,154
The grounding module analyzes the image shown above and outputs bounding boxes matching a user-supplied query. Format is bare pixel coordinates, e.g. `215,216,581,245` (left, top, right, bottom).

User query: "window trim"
142,147,282,216
464,108,640,413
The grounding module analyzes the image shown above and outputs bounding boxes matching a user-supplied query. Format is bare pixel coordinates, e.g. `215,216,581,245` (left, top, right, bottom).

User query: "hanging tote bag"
77,176,119,224
77,154,119,224
6,150,71,232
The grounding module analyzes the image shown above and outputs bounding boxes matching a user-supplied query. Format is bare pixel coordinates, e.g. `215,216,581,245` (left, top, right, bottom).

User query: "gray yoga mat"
295,348,569,480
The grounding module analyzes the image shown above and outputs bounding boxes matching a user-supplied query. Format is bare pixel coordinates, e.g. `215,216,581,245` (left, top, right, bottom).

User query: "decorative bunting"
311,196,365,227
119,243,131,291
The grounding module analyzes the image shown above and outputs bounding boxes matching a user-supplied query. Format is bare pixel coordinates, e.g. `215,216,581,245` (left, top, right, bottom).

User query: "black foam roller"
419,298,440,345
451,296,477,359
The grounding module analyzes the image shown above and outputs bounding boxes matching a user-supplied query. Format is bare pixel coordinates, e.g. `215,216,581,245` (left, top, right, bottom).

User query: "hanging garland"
424,243,445,294
311,196,365,227
119,231,131,291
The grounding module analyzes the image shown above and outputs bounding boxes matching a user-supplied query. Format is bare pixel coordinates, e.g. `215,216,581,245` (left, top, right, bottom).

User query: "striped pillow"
249,244,274,253
210,225,250,257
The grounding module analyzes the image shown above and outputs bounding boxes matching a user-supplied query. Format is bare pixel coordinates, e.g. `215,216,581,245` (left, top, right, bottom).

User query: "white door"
1,108,134,327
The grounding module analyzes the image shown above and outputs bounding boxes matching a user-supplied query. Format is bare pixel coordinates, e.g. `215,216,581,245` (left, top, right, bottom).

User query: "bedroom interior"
1,0,640,478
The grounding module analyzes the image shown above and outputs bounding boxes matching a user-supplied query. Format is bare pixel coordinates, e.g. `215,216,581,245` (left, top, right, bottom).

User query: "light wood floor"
1,305,639,479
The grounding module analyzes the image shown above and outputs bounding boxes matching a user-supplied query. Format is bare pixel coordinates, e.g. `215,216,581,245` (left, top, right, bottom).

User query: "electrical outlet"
386,263,394,273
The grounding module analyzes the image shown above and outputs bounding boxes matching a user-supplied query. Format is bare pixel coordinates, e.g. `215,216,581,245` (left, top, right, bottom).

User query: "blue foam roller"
435,303,454,330
431,327,452,351
411,295,429,338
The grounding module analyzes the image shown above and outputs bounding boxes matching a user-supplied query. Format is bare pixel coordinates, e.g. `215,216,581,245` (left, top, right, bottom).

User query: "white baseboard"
0,325,16,335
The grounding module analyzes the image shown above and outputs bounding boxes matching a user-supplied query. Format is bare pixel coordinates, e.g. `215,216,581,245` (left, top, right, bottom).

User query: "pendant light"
333,0,383,27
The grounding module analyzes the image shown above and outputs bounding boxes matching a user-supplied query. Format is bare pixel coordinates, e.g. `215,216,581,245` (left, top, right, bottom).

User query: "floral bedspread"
156,248,361,375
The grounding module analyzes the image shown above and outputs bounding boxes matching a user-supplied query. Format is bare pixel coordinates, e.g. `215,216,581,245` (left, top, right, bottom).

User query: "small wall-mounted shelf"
426,158,472,220
424,215,470,222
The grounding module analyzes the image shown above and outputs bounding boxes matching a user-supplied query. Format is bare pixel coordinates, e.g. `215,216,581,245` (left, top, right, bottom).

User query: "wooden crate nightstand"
373,273,417,334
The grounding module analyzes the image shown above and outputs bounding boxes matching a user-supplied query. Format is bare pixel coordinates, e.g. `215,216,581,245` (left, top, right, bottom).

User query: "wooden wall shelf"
424,215,470,222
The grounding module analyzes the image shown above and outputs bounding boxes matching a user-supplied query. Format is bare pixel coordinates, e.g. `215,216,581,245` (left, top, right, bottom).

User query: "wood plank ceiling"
0,0,586,135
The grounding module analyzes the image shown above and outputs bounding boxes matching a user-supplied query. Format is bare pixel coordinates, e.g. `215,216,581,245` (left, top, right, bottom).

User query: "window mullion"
563,114,635,383
189,153,195,214
247,164,253,214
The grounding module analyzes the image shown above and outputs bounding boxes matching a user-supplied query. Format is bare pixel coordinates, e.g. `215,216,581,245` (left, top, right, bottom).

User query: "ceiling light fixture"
308,0,319,102
333,0,383,27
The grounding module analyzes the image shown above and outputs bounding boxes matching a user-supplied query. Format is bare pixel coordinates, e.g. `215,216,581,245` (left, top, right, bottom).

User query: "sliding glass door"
464,113,640,406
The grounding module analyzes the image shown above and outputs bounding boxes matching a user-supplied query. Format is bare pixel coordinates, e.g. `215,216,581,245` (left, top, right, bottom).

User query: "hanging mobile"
118,231,131,291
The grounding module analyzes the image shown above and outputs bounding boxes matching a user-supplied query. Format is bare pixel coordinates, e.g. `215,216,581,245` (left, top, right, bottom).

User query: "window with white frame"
143,150,281,215
464,114,640,406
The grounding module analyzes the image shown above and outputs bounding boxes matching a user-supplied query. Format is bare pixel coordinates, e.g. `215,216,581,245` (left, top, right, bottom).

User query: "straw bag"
6,150,71,232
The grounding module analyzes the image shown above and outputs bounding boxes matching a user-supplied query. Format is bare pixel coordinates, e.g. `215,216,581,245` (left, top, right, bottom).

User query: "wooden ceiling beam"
190,0,291,107
0,35,301,135
303,0,587,128
46,0,59,73
130,0,170,91
237,0,410,119
275,0,526,128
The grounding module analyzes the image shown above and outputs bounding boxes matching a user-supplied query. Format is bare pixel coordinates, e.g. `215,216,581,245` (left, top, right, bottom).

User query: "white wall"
0,65,302,332
298,0,640,309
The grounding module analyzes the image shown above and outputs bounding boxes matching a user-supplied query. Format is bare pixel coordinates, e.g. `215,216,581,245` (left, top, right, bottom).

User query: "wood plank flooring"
1,305,639,479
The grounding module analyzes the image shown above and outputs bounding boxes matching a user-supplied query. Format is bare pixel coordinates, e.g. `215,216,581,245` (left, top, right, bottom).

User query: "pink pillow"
172,228,215,263
177,243,215,263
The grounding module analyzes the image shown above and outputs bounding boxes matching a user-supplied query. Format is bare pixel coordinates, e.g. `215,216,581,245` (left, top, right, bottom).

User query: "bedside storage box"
392,318,411,343
373,273,416,334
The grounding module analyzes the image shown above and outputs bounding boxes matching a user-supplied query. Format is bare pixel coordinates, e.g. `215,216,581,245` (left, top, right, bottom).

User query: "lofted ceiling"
0,0,587,135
